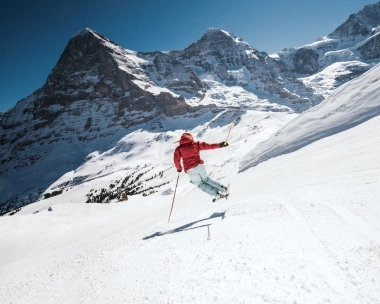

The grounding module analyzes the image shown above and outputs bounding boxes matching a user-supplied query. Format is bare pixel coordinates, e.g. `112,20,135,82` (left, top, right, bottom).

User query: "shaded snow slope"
239,63,380,172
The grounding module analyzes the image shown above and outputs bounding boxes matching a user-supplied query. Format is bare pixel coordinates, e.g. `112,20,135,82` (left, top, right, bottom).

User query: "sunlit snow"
1,64,380,303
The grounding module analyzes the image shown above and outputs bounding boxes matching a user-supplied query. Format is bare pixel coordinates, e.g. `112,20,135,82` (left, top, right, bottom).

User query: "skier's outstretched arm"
198,141,228,150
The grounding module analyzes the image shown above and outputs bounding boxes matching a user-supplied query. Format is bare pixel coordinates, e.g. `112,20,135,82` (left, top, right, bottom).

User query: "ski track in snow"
281,199,347,296
326,204,380,243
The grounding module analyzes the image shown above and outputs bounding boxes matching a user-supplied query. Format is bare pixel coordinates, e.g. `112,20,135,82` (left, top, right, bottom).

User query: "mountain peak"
71,28,110,44
204,27,229,35
202,27,245,43
73,28,96,37
328,1,380,39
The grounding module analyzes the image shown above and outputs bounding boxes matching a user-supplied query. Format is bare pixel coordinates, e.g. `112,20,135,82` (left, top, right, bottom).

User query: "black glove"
219,141,229,147
177,169,182,172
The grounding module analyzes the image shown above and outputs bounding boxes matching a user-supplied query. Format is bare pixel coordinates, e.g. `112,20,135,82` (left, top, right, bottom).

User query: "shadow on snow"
143,211,226,240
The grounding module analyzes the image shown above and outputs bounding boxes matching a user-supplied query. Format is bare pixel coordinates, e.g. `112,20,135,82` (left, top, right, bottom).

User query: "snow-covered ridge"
299,61,370,98
239,63,380,171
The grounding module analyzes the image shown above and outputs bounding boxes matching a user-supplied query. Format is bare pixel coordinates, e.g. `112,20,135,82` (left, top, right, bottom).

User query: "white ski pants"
187,164,225,196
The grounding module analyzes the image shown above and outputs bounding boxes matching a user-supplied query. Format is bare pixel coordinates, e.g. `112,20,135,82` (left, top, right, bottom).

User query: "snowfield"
1,66,380,303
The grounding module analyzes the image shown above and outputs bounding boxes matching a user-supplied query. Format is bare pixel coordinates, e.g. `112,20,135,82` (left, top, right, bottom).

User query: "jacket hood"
179,133,194,145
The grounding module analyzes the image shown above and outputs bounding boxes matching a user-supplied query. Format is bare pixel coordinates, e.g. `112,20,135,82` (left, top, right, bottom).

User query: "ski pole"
168,172,180,223
225,122,234,142
225,116,241,142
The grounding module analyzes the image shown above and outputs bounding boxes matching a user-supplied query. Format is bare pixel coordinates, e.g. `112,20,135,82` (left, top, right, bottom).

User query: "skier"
173,132,229,200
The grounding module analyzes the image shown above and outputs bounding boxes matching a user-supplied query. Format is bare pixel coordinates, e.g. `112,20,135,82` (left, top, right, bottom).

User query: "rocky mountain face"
1,2,378,213
329,2,380,40
0,29,200,214
275,2,380,83
137,51,206,98
37,29,193,121
170,28,322,110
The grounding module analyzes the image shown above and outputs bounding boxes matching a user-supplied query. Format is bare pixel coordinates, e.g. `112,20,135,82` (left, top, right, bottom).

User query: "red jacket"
174,133,220,172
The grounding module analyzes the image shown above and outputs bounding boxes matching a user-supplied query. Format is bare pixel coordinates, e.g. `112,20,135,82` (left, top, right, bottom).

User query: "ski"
224,183,230,200
212,183,230,202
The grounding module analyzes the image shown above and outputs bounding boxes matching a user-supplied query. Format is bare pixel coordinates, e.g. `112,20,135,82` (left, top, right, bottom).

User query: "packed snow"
1,65,380,303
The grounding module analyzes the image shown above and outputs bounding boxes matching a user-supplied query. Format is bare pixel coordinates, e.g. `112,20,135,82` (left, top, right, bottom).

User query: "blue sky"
0,0,374,112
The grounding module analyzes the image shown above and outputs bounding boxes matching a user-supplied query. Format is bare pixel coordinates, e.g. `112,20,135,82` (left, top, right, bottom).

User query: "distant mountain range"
275,1,380,96
1,1,380,214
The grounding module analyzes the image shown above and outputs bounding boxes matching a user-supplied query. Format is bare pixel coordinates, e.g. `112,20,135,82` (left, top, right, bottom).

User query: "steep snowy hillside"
1,74,379,303
240,63,380,171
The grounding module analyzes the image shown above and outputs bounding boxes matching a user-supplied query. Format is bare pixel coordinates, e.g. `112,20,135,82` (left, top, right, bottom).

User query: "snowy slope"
1,66,380,303
240,63,380,171
0,115,379,304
